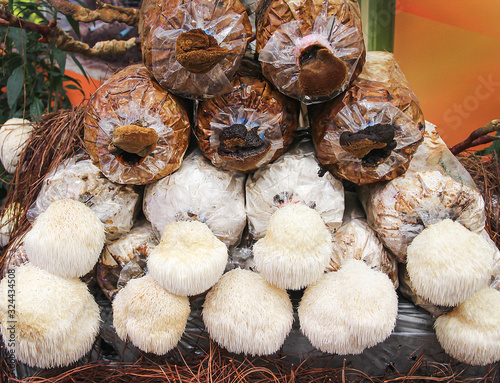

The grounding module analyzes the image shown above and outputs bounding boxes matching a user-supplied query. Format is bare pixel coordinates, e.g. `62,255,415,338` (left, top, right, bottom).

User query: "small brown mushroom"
110,125,159,158
175,29,229,74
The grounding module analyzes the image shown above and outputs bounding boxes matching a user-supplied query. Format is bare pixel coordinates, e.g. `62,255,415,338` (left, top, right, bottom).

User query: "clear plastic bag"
312,51,425,184
84,65,191,185
259,8,364,104
246,140,344,240
143,150,247,248
149,2,252,99
27,156,142,242
195,69,299,172
97,220,158,301
360,122,486,262
327,193,398,288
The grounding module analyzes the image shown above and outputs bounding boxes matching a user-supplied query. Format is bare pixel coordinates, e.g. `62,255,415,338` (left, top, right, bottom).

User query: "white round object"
24,199,106,278
246,141,344,239
406,219,495,307
253,202,332,290
112,274,190,355
435,287,500,366
143,150,246,248
0,118,33,173
299,259,398,355
203,268,293,356
0,263,100,368
148,221,228,296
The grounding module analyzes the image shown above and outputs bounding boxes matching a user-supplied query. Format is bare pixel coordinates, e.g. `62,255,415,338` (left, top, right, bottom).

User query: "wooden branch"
47,0,140,26
0,5,140,57
450,119,500,155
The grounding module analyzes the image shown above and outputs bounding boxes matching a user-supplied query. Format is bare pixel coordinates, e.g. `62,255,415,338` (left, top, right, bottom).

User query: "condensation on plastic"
151,3,250,99
323,100,423,181
207,108,284,169
246,140,344,240
360,122,486,263
327,193,398,288
259,9,364,104
143,150,246,248
27,156,142,242
88,101,176,185
97,220,158,301
226,247,256,271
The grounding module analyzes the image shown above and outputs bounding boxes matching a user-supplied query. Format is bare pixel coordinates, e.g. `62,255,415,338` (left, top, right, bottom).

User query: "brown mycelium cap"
24,199,105,278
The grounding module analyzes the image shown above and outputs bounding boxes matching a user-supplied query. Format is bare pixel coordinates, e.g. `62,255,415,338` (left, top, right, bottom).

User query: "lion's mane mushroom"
298,259,398,355
406,219,495,307
256,0,365,104
202,268,293,356
0,263,100,368
246,141,344,240
311,51,425,184
24,199,105,278
112,274,190,354
140,0,252,99
195,63,299,172
148,221,228,296
0,118,33,174
253,202,333,290
434,287,500,366
143,150,246,248
84,64,191,185
27,156,142,242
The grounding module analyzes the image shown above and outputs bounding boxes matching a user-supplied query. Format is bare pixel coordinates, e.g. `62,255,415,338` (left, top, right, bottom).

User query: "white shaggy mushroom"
434,287,500,366
24,199,106,278
202,268,293,356
406,219,495,307
298,259,398,355
253,202,332,290
0,263,100,368
147,221,228,296
0,118,33,173
112,274,190,354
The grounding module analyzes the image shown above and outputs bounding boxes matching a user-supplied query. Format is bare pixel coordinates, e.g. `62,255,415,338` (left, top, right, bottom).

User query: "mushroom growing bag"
27,156,142,242
195,63,299,172
84,64,191,185
143,150,246,247
140,0,252,99
360,122,486,263
311,51,425,184
246,141,344,240
256,0,365,104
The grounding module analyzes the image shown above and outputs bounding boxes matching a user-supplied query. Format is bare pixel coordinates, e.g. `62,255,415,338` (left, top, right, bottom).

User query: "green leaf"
66,15,82,39
68,53,89,81
7,28,27,55
29,98,44,120
7,66,24,109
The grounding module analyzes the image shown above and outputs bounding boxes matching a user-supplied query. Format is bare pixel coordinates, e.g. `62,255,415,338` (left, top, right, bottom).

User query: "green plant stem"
358,0,396,52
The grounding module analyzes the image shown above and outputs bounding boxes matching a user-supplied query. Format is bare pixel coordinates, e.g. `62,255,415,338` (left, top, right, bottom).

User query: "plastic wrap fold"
246,141,344,240
360,122,486,263
327,193,398,288
27,156,142,242
97,221,158,301
84,64,191,185
311,51,425,184
256,0,365,104
140,0,252,99
143,150,247,248
195,66,299,172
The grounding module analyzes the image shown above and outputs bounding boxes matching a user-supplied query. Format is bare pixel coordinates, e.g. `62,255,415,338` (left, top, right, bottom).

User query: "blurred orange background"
67,0,500,147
